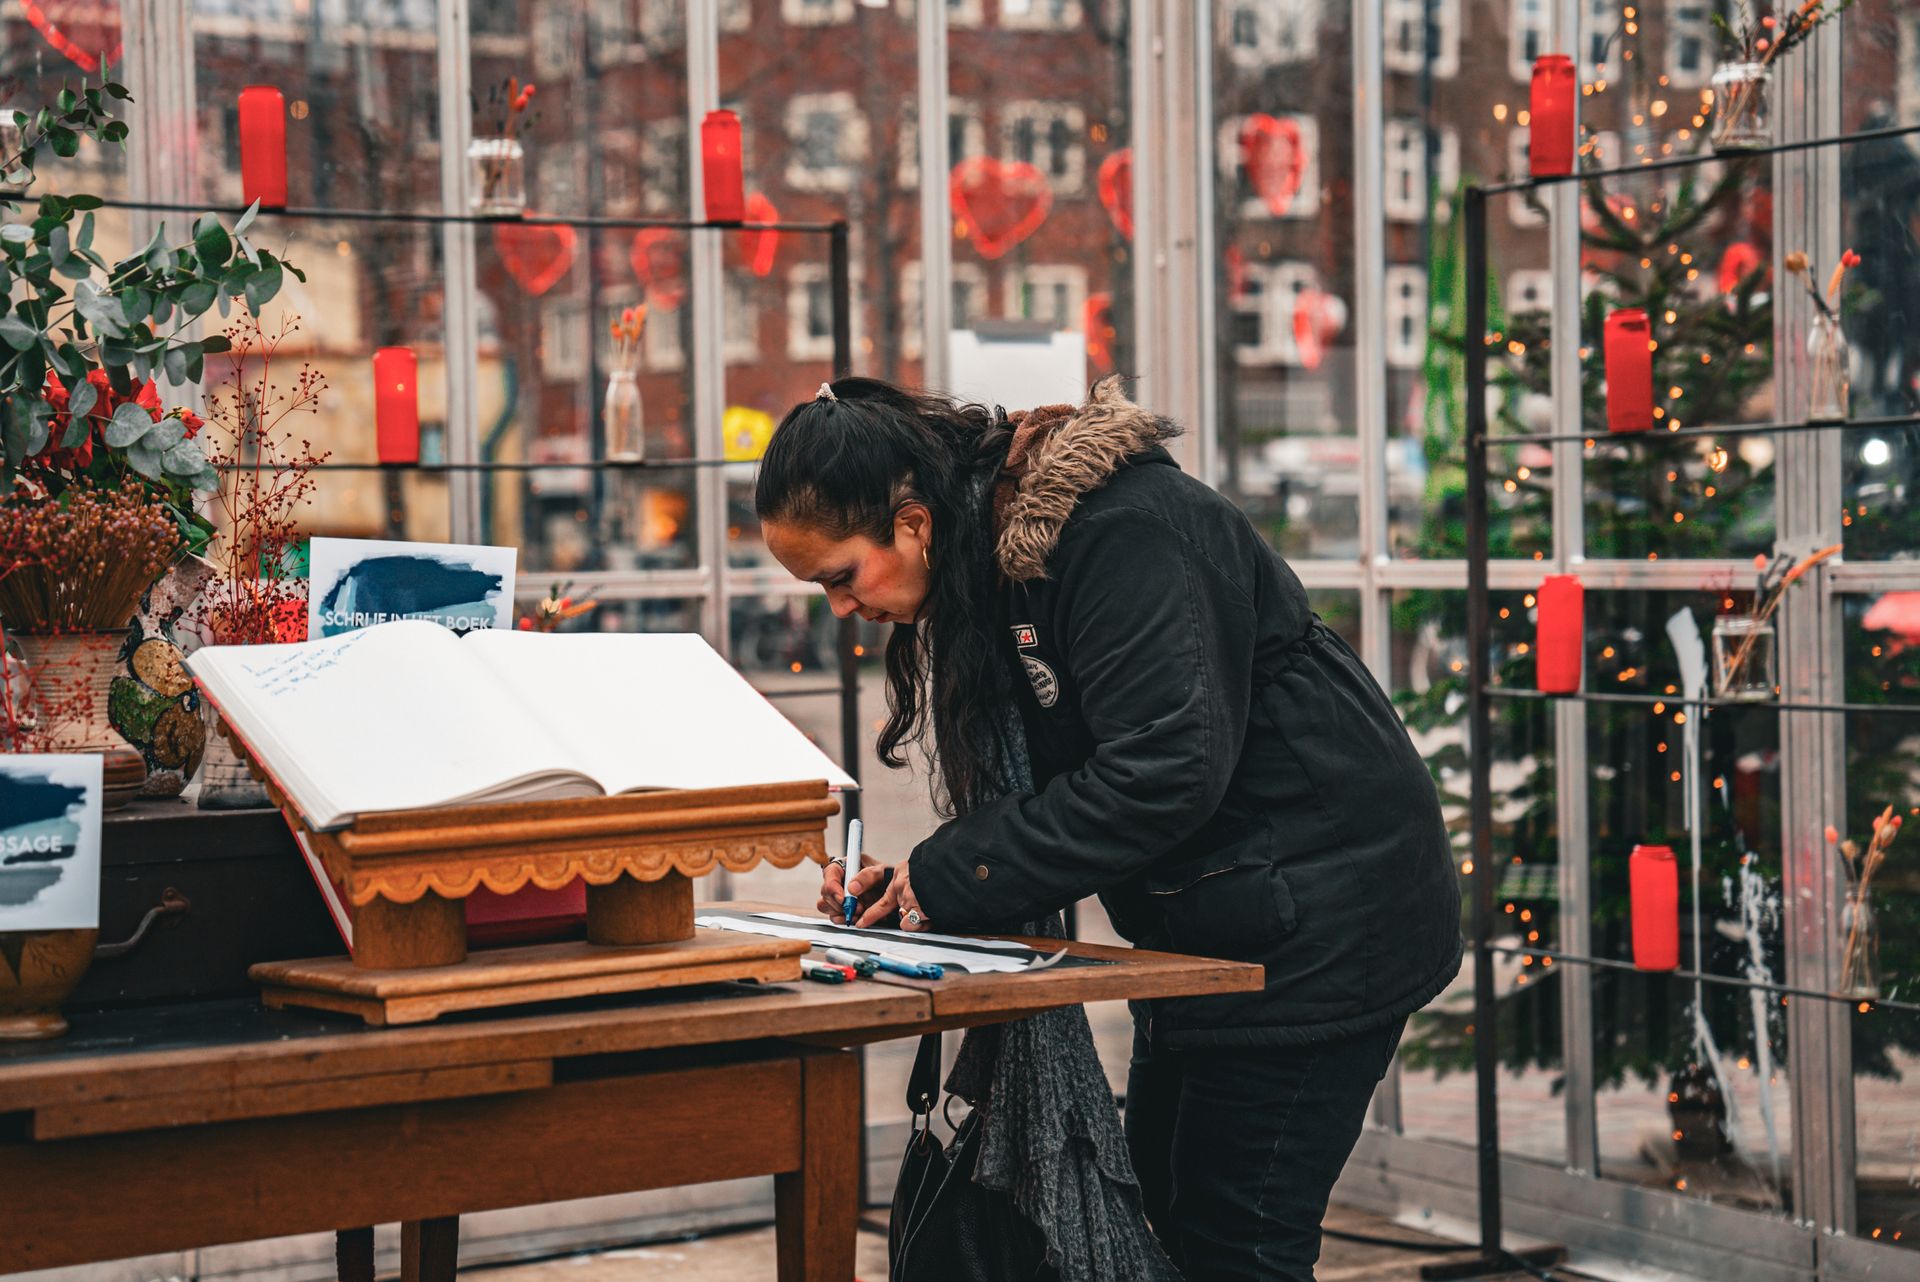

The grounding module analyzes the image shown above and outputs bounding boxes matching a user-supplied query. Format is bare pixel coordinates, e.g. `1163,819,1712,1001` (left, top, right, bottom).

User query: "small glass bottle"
1840,895,1881,1001
605,369,645,462
1807,311,1851,424
1710,614,1776,701
1710,62,1773,152
468,137,526,217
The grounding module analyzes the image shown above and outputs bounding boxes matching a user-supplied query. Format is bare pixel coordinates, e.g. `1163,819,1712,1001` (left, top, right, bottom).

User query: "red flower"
1841,249,1862,270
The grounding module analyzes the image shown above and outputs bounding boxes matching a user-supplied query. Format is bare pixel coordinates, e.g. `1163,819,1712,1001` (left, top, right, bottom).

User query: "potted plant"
1710,2,1856,151
1,77,306,798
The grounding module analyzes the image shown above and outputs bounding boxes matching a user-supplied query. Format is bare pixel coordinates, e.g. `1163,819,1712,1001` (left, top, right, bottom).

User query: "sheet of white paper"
749,910,1031,952
308,537,518,639
694,912,1038,974
0,754,103,931
946,328,1087,409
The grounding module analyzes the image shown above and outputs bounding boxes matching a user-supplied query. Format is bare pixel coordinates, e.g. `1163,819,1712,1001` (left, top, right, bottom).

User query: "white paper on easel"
0,754,103,931
947,325,1087,410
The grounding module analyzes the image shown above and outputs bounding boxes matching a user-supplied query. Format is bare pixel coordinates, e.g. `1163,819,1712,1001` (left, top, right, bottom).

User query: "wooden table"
0,913,1260,1282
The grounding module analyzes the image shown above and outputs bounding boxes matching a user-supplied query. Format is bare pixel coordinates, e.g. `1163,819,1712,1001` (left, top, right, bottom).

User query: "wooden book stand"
223,727,838,1025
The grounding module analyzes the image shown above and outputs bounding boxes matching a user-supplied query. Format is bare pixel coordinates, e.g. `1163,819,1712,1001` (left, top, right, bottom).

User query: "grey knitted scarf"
937,709,1182,1282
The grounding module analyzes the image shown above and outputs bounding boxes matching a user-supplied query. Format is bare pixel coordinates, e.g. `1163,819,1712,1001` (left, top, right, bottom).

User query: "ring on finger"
904,909,924,927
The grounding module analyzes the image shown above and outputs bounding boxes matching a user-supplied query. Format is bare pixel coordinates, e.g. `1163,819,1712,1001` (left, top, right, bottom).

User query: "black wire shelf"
212,456,755,474
1484,942,1919,1016
44,195,841,236
1477,121,1920,196
1478,411,1920,451
1486,687,1920,718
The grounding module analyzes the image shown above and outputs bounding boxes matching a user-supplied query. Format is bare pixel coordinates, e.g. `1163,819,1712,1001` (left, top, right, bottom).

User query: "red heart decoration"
1240,114,1306,218
493,221,576,297
629,228,686,310
735,192,780,278
1084,292,1115,373
23,1,121,73
1291,289,1347,372
1718,241,1767,295
949,157,1053,261
1097,149,1133,240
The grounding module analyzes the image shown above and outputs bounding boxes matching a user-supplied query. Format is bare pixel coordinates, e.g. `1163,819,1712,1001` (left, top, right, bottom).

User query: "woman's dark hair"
756,377,1014,817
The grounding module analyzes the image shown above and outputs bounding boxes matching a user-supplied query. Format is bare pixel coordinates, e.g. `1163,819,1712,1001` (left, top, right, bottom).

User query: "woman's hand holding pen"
818,855,888,920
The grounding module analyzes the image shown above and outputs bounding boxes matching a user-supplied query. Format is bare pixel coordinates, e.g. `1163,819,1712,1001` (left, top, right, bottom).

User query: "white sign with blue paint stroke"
0,754,103,931
308,538,518,639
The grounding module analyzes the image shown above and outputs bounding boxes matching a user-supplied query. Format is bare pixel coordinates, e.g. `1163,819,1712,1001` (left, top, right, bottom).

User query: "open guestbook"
186,620,856,832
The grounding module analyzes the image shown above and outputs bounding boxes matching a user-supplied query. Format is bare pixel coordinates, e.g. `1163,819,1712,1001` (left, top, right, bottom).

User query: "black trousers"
1124,1017,1405,1282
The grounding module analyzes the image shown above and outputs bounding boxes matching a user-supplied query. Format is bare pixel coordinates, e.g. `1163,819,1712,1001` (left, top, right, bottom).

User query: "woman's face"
763,504,933,625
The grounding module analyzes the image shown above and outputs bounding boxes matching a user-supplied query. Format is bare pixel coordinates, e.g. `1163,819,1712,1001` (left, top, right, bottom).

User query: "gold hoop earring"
922,545,931,570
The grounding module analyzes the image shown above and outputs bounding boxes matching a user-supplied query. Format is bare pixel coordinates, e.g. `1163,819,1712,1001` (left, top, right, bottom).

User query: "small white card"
0,754,104,931
308,538,518,639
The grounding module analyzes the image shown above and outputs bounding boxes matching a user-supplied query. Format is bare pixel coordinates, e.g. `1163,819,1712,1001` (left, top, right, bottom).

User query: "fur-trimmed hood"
993,376,1181,582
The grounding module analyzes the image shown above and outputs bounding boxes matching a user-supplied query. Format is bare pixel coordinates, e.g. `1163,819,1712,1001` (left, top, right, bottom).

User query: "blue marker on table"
840,817,864,926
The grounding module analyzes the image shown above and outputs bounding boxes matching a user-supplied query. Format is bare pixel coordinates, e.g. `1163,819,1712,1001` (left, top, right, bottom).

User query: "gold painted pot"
0,928,98,1040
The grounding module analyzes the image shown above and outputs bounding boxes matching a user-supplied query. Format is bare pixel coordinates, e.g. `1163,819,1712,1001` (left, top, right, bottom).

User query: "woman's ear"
895,501,933,551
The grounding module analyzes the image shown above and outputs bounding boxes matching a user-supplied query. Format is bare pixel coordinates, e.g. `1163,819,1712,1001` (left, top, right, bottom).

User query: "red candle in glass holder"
373,347,419,465
238,86,288,209
701,110,746,223
1629,843,1680,971
1535,575,1584,694
1528,56,1576,178
1605,308,1654,433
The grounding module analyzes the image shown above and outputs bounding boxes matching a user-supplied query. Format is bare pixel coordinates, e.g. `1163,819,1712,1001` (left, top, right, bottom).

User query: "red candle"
1629,844,1680,971
1535,575,1584,694
372,347,419,465
238,85,288,209
1605,308,1654,433
1528,56,1576,178
701,109,746,223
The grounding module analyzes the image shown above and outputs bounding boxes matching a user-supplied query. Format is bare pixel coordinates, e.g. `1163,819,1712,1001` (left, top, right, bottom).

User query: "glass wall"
64,0,1914,1273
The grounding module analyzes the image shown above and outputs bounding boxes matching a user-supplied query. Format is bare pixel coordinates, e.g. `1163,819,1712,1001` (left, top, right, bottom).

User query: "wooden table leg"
401,1216,459,1282
335,1228,374,1282
775,1049,859,1282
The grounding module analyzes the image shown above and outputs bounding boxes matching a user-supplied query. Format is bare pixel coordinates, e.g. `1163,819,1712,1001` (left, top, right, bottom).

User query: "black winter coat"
908,382,1463,1048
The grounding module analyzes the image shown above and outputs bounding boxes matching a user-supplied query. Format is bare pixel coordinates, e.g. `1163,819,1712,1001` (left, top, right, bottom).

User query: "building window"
785,91,868,192
600,130,643,215
645,305,685,373
1233,261,1320,367
1666,4,1716,88
1508,270,1552,316
1224,0,1316,68
1384,120,1459,223
782,0,853,25
1385,0,1459,79
1506,129,1547,227
999,0,1081,32
787,265,836,362
1218,114,1321,221
640,118,687,214
1007,264,1087,329
720,0,752,31
724,273,759,365
541,300,590,383
1581,0,1617,80
1509,0,1548,81
1385,266,1428,370
1002,102,1085,193
534,2,579,79
899,99,984,188
902,262,987,359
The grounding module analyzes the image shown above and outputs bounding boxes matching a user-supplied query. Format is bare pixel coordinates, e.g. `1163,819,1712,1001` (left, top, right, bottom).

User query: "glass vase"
1710,62,1773,152
1808,312,1850,424
1840,895,1881,1001
605,369,645,462
196,707,271,811
1711,614,1776,701
468,137,526,217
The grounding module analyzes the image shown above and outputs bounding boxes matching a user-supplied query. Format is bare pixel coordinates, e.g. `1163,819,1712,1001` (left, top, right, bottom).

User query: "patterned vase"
10,630,145,809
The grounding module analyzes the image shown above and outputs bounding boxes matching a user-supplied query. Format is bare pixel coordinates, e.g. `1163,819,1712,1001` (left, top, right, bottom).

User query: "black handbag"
888,1034,1056,1282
